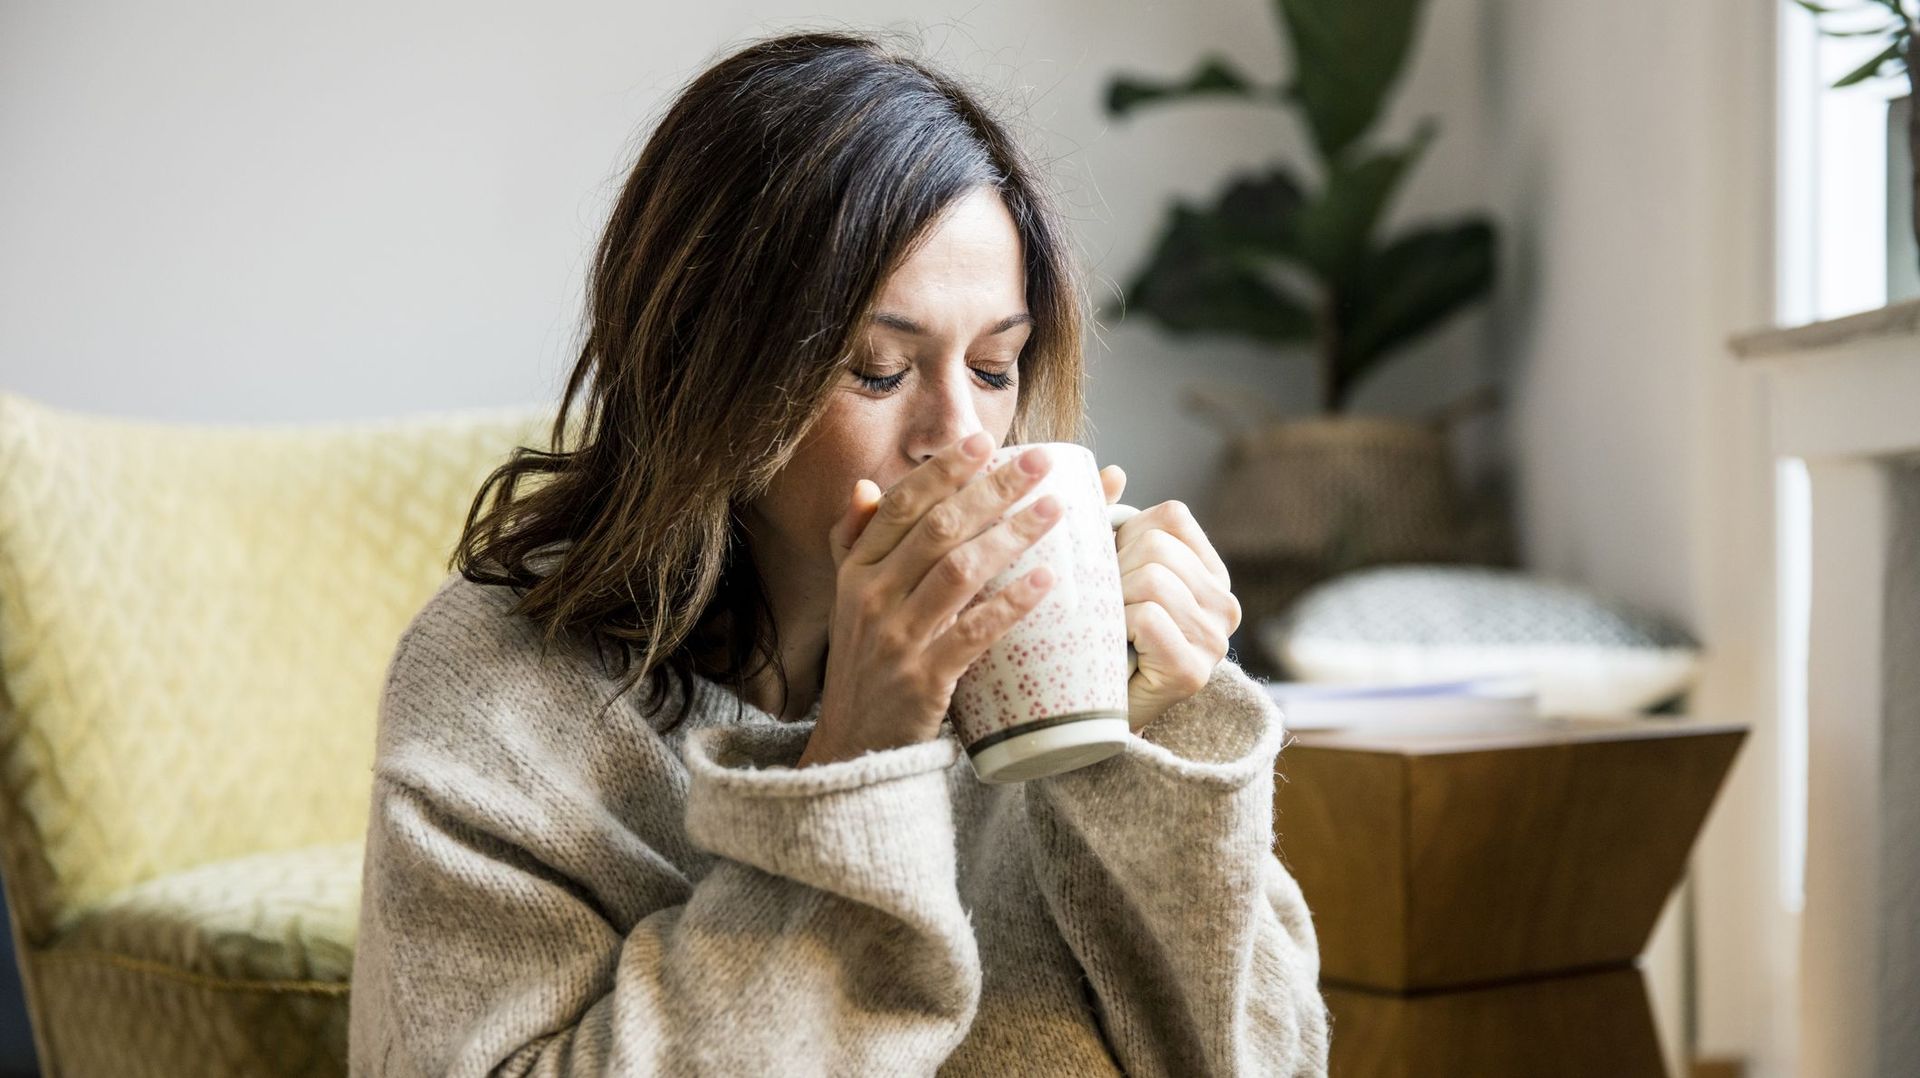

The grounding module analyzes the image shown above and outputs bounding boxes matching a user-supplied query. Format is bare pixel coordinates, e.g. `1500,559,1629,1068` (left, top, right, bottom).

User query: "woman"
347,29,1329,1077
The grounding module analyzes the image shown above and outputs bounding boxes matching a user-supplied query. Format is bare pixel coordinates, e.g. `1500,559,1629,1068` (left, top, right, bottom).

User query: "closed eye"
853,366,1016,394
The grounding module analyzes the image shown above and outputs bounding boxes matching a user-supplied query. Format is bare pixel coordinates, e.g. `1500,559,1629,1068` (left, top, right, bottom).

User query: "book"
1262,674,1540,731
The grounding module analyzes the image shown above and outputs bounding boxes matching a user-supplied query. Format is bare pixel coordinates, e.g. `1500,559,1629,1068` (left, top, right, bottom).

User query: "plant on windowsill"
1793,1,1919,282
1099,0,1504,644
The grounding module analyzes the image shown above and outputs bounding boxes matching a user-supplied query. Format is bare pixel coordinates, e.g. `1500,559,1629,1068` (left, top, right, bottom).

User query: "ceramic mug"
948,442,1139,783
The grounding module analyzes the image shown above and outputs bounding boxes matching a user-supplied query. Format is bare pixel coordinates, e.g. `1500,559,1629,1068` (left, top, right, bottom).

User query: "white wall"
0,0,1494,512
1485,0,1788,1073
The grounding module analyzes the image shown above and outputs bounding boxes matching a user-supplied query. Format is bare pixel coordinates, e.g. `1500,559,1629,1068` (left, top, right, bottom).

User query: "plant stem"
1909,33,1919,268
1317,289,1343,415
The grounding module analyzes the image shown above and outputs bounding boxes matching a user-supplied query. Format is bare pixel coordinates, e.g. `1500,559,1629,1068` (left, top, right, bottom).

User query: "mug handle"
1107,503,1141,677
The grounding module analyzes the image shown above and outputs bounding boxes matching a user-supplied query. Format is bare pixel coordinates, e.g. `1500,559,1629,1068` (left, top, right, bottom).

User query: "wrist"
796,735,853,769
799,711,939,768
797,718,885,768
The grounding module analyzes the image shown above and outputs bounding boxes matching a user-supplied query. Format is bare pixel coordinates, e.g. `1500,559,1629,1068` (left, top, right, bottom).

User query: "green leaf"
1290,120,1437,288
1120,203,1318,343
1274,0,1426,158
1330,219,1497,405
1105,56,1265,118
1210,165,1311,255
1819,24,1903,37
1833,39,1904,85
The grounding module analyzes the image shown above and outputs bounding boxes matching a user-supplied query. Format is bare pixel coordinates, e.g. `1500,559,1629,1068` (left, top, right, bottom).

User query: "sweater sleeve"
1021,657,1331,1077
350,717,982,1078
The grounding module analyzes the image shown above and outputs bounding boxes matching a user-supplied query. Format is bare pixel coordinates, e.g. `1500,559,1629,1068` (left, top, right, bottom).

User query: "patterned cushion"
53,841,361,986
1261,565,1701,713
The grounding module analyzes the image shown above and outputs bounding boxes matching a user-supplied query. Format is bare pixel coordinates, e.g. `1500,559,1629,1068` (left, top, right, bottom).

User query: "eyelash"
854,366,1016,394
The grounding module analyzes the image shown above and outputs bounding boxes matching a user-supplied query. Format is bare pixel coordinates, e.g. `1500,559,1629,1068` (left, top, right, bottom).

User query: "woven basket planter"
1184,386,1474,672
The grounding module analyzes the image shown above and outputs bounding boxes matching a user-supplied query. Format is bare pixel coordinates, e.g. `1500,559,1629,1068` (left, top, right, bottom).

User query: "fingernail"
962,432,990,457
1019,449,1047,475
1032,495,1060,519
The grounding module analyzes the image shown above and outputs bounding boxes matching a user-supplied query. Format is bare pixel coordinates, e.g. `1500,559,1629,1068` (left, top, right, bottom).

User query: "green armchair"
0,392,552,1076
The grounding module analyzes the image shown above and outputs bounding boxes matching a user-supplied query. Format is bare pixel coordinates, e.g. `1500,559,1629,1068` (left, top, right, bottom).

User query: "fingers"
1116,527,1209,590
846,432,994,568
901,488,1063,637
1119,562,1234,658
1117,529,1241,635
889,445,1051,591
1114,500,1229,591
1123,601,1212,710
1100,463,1126,506
931,562,1056,679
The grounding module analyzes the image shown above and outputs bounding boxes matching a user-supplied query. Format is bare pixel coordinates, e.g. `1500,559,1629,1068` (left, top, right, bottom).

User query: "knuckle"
945,462,986,494
948,445,984,477
994,458,1030,498
1006,461,1036,499
1141,529,1179,561
877,487,917,525
1209,630,1231,658
1141,561,1181,600
1020,503,1061,537
855,584,889,621
952,613,994,650
924,503,965,543
876,622,915,660
937,546,978,588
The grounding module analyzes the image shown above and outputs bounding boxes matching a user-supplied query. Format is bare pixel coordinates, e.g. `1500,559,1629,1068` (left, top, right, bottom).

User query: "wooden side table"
1272,715,1746,1077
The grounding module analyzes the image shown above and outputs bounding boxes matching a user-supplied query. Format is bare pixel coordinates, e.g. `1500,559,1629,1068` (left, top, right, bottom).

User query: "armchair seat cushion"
52,840,362,987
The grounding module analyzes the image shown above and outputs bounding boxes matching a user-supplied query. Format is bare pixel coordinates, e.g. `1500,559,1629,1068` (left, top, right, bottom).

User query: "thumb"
830,478,882,568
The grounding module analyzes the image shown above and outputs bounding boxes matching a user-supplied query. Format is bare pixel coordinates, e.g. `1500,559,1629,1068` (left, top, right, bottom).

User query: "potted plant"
1101,0,1502,632
1792,1,1918,285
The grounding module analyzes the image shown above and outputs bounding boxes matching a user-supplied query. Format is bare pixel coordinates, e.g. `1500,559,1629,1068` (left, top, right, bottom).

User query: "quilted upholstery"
33,947,350,1078
56,841,362,986
0,391,557,1077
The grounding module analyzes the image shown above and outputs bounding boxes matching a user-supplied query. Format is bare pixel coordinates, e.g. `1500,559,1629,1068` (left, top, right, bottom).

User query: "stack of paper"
1263,675,1540,731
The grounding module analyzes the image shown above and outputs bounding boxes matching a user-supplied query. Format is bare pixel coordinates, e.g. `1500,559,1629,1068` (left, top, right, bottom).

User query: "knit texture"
347,572,1329,1076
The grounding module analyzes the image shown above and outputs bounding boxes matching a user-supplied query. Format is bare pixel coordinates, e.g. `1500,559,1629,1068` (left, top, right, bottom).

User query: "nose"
906,361,988,466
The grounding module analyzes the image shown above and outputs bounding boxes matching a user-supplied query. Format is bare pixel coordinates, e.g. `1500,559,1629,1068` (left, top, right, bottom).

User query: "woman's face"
744,185,1031,577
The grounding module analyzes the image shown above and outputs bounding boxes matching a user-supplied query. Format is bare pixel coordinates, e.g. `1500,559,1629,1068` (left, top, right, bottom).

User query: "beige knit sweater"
347,572,1329,1076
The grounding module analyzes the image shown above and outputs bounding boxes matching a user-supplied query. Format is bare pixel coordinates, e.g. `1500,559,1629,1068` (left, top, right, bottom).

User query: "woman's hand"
800,432,1065,768
1098,465,1243,731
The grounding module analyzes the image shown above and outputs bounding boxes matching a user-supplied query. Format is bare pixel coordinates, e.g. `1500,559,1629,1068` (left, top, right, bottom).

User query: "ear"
1099,464,1127,506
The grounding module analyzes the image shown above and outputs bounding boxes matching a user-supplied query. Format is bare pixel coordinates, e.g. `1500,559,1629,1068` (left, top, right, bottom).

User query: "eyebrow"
869,311,1036,337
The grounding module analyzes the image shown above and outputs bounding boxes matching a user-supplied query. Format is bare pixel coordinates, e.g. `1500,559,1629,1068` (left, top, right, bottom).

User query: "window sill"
1730,297,1920,360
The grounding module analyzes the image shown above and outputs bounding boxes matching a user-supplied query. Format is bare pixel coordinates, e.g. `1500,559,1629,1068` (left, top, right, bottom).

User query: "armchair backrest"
0,392,555,941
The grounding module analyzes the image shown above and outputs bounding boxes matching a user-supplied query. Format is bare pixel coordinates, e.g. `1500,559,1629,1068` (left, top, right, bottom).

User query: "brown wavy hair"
452,29,1089,729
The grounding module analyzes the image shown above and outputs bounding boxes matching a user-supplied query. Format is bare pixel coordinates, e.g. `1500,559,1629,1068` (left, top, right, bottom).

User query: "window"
1779,2,1911,322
